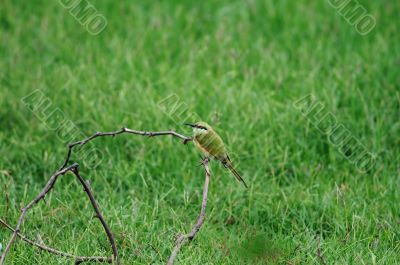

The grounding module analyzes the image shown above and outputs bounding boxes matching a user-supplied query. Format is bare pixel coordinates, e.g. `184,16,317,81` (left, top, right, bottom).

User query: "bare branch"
1,127,195,264
0,164,119,264
0,219,112,263
70,166,120,264
60,128,192,169
167,158,211,265
0,164,78,265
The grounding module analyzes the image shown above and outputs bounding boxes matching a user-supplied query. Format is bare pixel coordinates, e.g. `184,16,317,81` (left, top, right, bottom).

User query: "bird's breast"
195,132,225,158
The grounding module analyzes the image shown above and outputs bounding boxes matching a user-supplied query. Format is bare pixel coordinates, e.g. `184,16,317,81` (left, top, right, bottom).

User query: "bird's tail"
225,163,248,188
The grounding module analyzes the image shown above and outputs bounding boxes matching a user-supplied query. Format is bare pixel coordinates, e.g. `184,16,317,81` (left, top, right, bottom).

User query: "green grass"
1,0,399,264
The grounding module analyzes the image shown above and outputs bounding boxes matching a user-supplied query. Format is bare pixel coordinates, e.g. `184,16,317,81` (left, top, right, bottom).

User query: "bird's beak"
184,123,195,128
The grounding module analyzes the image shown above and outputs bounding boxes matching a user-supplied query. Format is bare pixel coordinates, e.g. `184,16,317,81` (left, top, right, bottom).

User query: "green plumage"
186,121,248,188
195,128,226,160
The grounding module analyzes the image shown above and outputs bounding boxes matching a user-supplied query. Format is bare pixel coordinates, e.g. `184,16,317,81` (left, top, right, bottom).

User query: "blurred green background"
0,0,399,264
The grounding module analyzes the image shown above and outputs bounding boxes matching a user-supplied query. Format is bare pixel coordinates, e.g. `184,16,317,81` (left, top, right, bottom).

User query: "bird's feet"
200,157,210,166
183,137,193,145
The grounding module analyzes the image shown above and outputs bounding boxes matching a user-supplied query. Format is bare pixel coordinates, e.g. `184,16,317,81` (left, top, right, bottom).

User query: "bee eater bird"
185,122,248,188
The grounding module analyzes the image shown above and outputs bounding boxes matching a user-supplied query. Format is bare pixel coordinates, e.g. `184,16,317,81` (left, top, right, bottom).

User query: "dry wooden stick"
70,166,120,264
0,164,78,265
167,158,211,265
0,218,112,264
0,164,118,264
60,127,192,170
1,127,195,264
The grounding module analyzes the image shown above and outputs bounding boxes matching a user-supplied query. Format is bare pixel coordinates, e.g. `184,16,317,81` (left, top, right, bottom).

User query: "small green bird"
185,121,248,188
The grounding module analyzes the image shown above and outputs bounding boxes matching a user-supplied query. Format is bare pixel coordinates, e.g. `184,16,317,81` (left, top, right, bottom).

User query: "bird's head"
184,121,211,136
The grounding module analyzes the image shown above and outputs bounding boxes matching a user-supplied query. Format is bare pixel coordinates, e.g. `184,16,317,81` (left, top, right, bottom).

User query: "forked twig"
0,164,79,265
60,127,192,170
0,164,118,264
0,218,113,264
167,158,211,265
1,128,193,264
